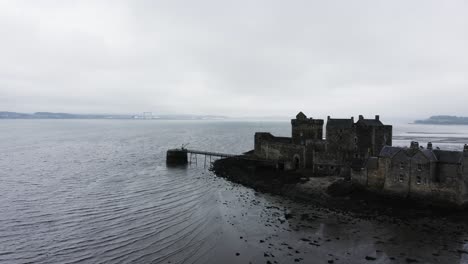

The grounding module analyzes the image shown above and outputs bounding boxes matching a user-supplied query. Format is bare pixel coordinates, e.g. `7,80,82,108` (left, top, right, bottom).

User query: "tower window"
417,164,422,171
400,162,405,169
416,176,422,184
399,174,404,182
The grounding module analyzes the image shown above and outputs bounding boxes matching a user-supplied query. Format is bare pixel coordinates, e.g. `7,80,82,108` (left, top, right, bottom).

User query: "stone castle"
253,112,468,205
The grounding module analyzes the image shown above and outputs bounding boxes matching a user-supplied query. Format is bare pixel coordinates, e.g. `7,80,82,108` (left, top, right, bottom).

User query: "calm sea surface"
1,120,468,264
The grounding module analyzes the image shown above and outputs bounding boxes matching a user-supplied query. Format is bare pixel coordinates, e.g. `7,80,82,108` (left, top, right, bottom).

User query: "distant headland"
0,111,227,120
415,116,468,125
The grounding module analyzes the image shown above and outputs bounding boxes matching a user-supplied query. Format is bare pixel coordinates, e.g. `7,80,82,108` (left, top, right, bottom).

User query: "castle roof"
420,149,438,162
379,146,402,158
433,150,463,164
296,112,307,119
326,118,354,128
356,119,384,127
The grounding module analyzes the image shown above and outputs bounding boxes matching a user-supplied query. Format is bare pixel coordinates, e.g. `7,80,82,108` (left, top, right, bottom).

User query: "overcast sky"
1,0,467,119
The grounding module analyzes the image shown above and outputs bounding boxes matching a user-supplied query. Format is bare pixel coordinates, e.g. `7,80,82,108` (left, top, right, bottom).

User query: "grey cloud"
1,0,467,118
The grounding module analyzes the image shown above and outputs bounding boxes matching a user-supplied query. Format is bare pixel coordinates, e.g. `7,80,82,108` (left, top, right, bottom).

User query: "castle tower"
355,115,392,159
291,112,324,145
325,116,356,163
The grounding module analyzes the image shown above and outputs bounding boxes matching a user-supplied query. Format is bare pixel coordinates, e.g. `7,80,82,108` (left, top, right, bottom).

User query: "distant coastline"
0,111,227,120
414,115,468,125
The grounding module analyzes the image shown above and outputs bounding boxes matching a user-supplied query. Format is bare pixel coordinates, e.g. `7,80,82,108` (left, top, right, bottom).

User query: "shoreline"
211,156,467,220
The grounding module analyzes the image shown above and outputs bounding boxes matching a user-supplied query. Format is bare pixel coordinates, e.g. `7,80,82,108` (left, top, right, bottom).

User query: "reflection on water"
0,120,467,263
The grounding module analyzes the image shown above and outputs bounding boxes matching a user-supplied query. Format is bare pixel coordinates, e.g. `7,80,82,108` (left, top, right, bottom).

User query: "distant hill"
0,111,132,119
0,111,228,120
414,115,468,125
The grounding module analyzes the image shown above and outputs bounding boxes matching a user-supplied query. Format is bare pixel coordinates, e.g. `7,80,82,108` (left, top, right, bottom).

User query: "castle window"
416,176,422,185
400,162,405,169
330,166,335,170
354,154,359,158
354,137,357,143
417,164,422,171
399,174,404,182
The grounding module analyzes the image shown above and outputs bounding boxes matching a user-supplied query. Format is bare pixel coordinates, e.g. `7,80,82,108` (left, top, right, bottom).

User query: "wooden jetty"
166,148,238,168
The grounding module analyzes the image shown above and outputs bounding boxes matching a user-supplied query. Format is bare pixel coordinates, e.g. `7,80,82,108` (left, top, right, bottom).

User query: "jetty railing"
166,148,274,168
185,149,237,168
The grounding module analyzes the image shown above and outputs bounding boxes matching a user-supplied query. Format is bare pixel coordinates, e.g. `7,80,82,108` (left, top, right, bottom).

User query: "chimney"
327,116,330,121
410,141,419,149
375,115,380,121
359,115,364,120
427,142,433,150
351,117,354,123
464,144,468,152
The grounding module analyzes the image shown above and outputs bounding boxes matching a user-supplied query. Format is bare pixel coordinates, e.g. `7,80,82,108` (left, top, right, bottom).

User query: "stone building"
252,111,468,205
253,112,391,176
355,115,393,159
291,112,324,145
254,132,305,170
352,142,468,205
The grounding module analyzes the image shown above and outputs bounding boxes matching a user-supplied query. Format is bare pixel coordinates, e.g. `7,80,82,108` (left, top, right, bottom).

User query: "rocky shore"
211,156,465,219
210,156,468,263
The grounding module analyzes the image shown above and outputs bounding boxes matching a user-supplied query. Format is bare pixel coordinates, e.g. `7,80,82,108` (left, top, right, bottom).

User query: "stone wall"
351,167,367,186
367,158,386,191
254,132,305,169
313,149,349,176
407,151,435,198
291,118,324,145
430,163,462,204
326,125,356,164
462,148,468,203
382,151,411,197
